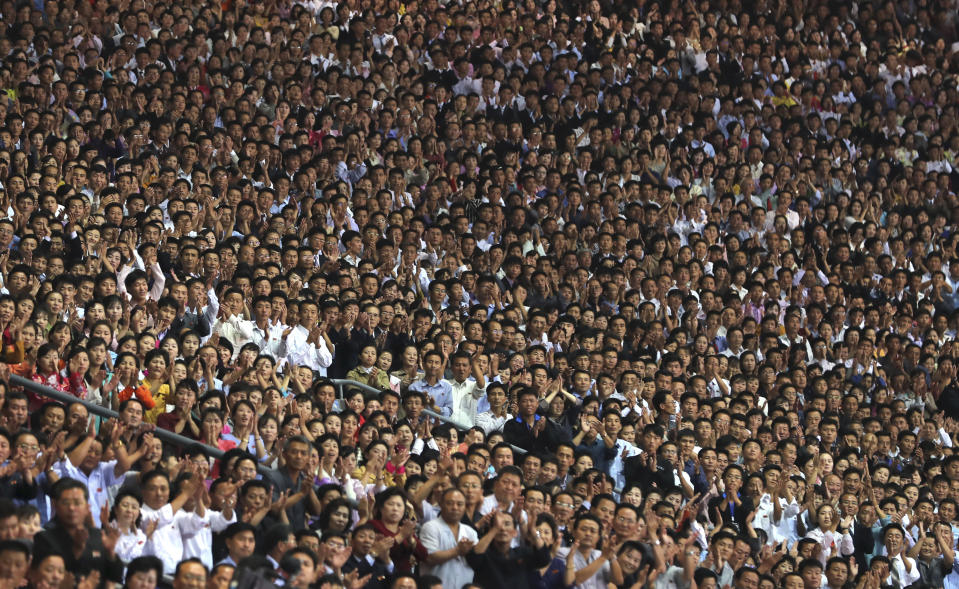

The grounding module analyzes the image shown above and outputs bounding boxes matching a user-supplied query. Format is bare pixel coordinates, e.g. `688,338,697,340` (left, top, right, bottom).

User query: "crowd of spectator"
0,0,958,587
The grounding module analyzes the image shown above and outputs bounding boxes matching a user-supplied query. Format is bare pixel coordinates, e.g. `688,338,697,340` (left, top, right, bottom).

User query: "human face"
884,528,905,555
42,405,65,433
452,470,480,505
784,575,803,589
495,473,522,503
288,553,315,589
380,495,405,524
115,494,141,526
442,490,467,523
226,530,256,560
623,486,643,506
0,550,28,586
330,505,350,531
127,569,158,589
918,536,939,560
121,400,143,427
142,476,170,510
173,562,206,589
613,506,638,537
234,403,253,427
202,413,223,440
53,487,89,528
574,519,601,549
28,554,65,589
243,487,268,512
207,566,234,589
714,537,734,561
234,459,257,483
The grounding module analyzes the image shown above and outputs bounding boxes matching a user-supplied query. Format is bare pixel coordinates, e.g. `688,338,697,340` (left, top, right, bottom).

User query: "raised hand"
567,540,580,563
329,544,352,570
398,519,416,541
102,518,121,557
343,570,372,589
456,537,476,556
270,490,291,515
371,535,395,561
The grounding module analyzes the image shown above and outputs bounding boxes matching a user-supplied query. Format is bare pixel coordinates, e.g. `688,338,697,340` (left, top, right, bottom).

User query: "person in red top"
199,409,236,453
156,379,201,438
30,344,84,410
0,295,25,366
369,487,428,574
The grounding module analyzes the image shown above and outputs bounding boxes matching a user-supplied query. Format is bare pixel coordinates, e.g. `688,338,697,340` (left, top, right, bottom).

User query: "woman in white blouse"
804,503,855,567
109,490,150,564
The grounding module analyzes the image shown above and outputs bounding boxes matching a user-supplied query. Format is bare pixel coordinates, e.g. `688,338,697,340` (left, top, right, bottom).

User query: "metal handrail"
330,378,529,455
11,373,529,470
9,374,281,479
331,378,382,396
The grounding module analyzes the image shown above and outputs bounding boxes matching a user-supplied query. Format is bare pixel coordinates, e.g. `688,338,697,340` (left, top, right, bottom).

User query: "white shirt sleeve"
317,336,333,369
141,504,175,529
418,520,443,553
176,511,207,537
209,509,237,533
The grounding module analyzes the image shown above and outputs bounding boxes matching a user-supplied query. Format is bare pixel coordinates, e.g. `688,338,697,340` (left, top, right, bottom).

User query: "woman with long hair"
804,502,854,566
390,344,424,395
29,344,82,409
253,413,281,467
314,498,354,535
222,400,256,453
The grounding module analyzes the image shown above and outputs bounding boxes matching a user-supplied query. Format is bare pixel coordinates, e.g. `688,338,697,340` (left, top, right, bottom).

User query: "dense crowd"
0,0,957,587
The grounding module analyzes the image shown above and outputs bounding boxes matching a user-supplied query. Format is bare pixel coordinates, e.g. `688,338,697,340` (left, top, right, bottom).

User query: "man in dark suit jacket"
504,388,572,453
624,447,681,493
851,518,876,572
33,478,124,585
341,523,392,589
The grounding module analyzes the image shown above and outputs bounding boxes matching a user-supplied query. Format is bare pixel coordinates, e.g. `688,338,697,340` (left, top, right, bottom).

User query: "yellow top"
352,465,405,488
143,382,170,424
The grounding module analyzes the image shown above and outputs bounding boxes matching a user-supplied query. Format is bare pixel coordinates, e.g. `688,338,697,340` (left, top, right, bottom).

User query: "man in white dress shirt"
50,425,141,527
419,488,479,589
280,299,333,376
445,352,487,427
140,470,205,576
242,295,286,361
882,523,921,588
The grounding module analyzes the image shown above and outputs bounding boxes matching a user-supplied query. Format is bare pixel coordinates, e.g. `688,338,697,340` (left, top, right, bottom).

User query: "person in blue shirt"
409,350,454,418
